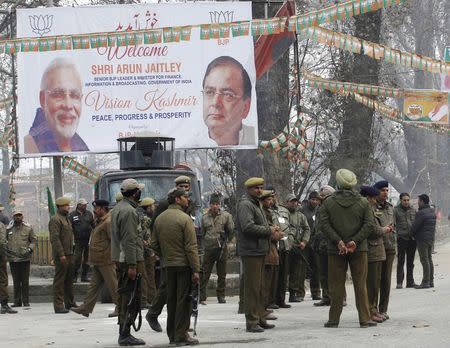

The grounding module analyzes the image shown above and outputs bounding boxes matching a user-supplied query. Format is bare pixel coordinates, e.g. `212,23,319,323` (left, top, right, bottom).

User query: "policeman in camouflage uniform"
111,179,146,346
137,197,157,307
50,197,77,313
146,175,197,333
6,210,36,307
373,180,396,321
1,219,17,314
200,193,234,304
270,189,291,309
286,194,310,303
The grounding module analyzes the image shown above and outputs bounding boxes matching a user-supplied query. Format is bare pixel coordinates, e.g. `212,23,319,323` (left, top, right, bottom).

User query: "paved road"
3,241,450,348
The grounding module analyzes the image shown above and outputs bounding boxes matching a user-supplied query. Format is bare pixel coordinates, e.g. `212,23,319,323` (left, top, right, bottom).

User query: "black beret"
308,191,320,200
373,180,389,190
360,185,380,197
418,194,430,205
209,194,221,204
92,199,110,208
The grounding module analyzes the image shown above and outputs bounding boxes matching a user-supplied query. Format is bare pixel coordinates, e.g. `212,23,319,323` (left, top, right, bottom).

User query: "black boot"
145,311,162,332
1,301,18,314
118,325,145,346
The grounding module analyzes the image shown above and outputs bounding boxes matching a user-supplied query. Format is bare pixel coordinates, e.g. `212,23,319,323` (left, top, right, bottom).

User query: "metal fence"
31,237,53,265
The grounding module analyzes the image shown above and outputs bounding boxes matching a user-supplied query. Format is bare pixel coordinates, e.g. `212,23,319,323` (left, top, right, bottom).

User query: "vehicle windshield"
108,174,201,206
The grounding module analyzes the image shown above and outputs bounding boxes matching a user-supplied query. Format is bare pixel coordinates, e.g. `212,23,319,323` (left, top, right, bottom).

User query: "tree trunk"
329,11,382,183
236,2,291,200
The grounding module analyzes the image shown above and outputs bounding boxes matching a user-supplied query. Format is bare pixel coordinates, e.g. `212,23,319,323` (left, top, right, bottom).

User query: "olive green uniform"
320,189,374,325
262,207,279,307
76,213,118,314
6,221,36,305
311,201,332,303
366,206,386,316
111,197,143,336
375,201,395,314
151,204,200,344
301,203,321,299
236,194,271,328
49,211,75,311
138,212,157,305
287,208,310,299
272,205,290,305
200,209,234,301
0,223,9,306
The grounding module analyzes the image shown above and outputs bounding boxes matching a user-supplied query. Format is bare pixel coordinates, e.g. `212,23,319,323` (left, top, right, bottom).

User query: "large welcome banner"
17,3,258,156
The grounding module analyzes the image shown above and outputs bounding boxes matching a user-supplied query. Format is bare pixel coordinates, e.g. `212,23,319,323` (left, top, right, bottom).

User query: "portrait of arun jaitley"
202,56,256,146
24,57,89,154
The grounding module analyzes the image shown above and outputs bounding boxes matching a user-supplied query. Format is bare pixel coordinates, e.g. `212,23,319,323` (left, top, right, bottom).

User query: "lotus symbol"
29,15,53,36
209,11,234,24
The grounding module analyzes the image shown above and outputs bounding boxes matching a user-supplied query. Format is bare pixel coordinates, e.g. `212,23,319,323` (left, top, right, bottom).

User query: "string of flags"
303,71,450,135
259,114,311,165
0,0,406,56
62,156,100,183
304,25,450,75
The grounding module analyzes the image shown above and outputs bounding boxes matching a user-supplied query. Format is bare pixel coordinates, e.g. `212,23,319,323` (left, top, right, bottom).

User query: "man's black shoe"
246,324,264,333
415,283,430,289
406,283,417,288
267,303,279,309
1,304,18,314
217,297,226,304
324,321,338,328
11,303,22,307
118,334,145,346
54,308,69,314
23,303,30,307
430,282,434,288
259,322,275,329
146,312,162,332
312,295,322,301
314,300,330,307
360,320,377,328
276,302,291,308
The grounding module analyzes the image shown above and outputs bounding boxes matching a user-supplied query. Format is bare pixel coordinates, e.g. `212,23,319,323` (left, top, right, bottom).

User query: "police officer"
0,204,10,225
300,191,322,300
0,220,17,314
111,179,146,346
71,200,118,318
286,194,310,303
70,198,95,282
6,210,36,307
151,188,200,345
200,193,234,304
146,175,195,333
138,197,157,307
320,169,375,328
373,180,395,321
49,197,77,314
270,189,291,309
236,177,281,333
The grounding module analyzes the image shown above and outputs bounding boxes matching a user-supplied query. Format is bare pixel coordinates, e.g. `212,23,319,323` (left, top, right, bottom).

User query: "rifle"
119,273,142,334
218,233,228,261
288,223,312,272
190,279,200,336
